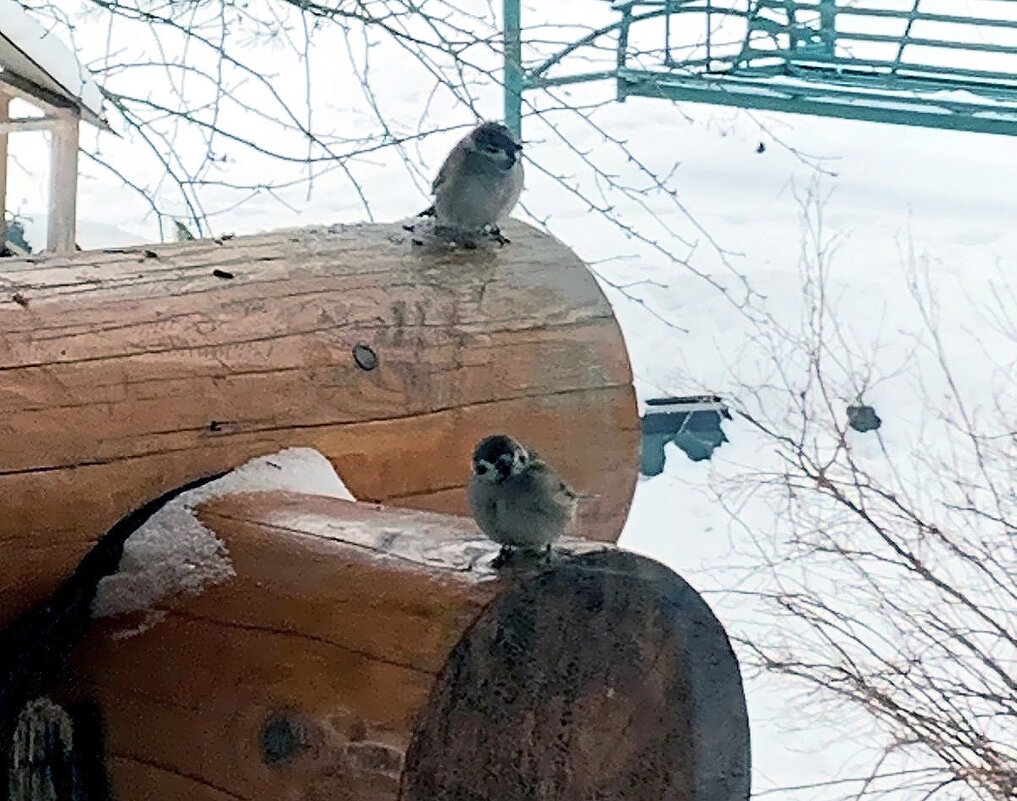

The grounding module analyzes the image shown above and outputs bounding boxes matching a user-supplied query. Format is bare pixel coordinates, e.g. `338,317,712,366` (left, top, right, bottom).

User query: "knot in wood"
260,711,310,765
352,343,379,371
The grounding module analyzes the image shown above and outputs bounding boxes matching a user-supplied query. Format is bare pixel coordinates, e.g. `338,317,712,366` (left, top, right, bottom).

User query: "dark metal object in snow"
3,219,32,256
847,403,882,433
641,395,731,475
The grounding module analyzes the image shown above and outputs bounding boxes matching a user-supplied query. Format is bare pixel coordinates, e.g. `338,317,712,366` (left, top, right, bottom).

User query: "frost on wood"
91,447,355,636
318,511,603,572
8,697,73,801
0,0,106,123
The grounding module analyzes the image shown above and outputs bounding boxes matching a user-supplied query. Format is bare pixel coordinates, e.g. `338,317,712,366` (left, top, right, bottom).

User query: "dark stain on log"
347,719,368,743
259,712,310,765
400,550,751,801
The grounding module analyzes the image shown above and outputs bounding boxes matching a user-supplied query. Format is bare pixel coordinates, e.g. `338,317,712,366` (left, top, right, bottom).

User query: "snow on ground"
91,448,354,637
5,2,1014,797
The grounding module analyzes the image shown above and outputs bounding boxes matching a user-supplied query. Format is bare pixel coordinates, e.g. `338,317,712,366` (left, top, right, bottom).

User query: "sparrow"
468,434,584,567
418,121,524,244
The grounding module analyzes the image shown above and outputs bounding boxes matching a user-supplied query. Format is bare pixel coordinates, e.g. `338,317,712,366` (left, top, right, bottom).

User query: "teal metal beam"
502,1,1017,139
618,71,1017,137
755,1,1017,31
736,60,1016,99
503,0,523,138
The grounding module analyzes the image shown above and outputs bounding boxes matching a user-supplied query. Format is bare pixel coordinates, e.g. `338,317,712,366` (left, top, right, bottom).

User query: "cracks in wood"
107,753,251,801
168,609,438,678
0,315,614,374
71,677,204,714
1,305,615,366
382,483,466,502
0,384,631,477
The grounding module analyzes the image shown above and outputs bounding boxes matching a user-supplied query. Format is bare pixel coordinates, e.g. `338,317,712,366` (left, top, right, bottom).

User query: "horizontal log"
54,491,749,801
0,220,639,625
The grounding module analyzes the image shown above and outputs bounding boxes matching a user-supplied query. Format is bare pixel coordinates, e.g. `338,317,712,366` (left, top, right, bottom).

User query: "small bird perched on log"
468,434,584,567
419,121,524,245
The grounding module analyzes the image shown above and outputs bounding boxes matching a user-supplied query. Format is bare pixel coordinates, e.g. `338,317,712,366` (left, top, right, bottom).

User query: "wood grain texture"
55,492,749,801
61,492,547,801
0,219,639,625
402,550,752,801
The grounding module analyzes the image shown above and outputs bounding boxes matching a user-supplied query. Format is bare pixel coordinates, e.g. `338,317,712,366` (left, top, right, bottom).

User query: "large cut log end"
402,548,751,801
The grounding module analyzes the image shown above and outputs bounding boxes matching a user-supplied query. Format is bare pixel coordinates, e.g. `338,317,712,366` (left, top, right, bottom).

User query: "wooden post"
0,220,639,627
47,111,79,254
50,491,750,801
0,92,9,248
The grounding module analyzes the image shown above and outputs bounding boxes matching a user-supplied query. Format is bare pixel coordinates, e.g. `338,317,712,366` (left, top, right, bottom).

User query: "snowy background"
4,2,1015,799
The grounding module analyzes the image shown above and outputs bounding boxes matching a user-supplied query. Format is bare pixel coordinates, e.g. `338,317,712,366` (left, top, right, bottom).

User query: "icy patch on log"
91,447,354,635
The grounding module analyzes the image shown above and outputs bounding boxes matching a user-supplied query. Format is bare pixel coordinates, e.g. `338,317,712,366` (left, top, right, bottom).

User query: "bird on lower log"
417,121,524,245
468,434,585,568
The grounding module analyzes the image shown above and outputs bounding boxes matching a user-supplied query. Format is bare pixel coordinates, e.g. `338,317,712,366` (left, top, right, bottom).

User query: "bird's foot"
402,223,416,233
417,205,436,218
489,225,510,246
490,546,515,570
490,543,555,570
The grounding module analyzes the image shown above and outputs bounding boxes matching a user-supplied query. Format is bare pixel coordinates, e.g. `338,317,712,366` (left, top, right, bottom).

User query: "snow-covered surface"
0,0,105,124
261,503,605,574
91,448,354,637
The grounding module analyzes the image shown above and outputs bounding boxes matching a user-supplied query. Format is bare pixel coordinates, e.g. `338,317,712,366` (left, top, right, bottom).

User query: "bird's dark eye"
476,463,488,475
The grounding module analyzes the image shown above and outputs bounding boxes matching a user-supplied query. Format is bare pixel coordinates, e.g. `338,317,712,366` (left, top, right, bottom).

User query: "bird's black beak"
504,143,522,168
495,455,513,480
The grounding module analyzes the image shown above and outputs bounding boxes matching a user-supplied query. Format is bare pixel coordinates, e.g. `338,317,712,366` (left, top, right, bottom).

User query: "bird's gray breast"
468,470,573,548
434,153,523,229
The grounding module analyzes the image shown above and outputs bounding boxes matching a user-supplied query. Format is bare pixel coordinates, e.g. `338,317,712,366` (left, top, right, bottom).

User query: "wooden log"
54,491,749,801
0,220,639,626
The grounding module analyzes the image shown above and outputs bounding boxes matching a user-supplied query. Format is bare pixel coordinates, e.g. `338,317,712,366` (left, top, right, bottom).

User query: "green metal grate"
504,0,1017,137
